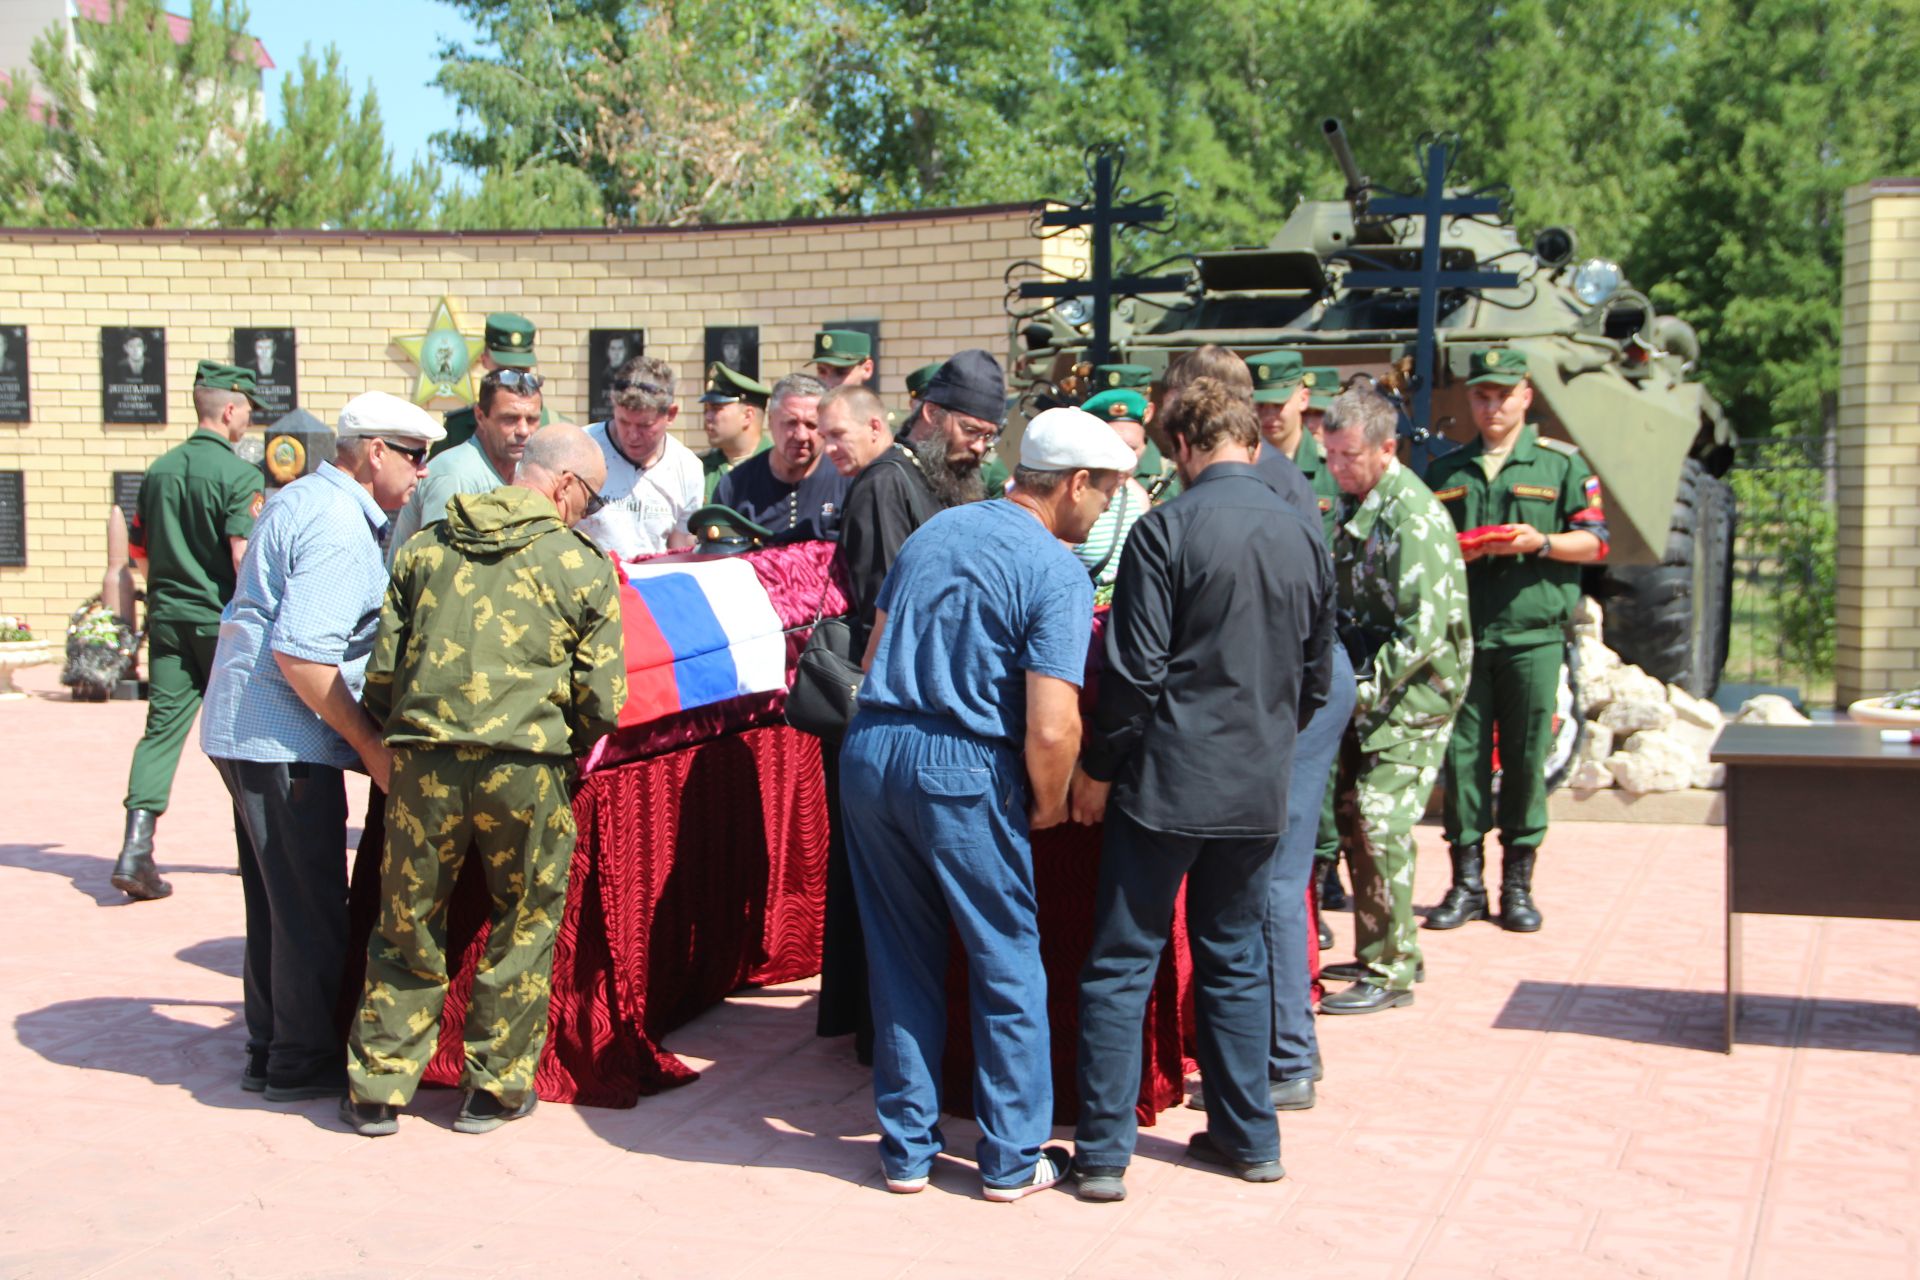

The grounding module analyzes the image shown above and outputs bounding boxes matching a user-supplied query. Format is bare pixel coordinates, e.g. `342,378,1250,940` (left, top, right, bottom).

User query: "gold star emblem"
1108,402,1125,418
821,334,834,351
394,298,485,407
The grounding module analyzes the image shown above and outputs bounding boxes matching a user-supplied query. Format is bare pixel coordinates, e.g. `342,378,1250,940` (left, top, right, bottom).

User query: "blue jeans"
839,709,1050,1186
1267,643,1357,1079
1076,807,1280,1168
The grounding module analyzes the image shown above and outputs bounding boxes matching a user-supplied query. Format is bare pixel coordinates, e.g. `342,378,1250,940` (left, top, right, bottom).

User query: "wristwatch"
1535,535,1553,559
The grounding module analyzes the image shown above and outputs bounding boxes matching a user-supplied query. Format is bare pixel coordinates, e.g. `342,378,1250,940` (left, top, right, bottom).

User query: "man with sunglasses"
344,423,625,1138
387,366,547,564
199,391,443,1101
428,312,549,461
576,354,704,559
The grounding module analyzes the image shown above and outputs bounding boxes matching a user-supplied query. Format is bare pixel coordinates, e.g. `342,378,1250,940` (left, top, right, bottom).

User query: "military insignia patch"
820,334,834,351
1318,498,1332,512
1512,484,1558,501
1432,485,1468,502
1485,350,1503,367
249,491,265,518
1301,372,1318,388
1107,402,1125,418
1583,475,1603,513
1107,371,1121,386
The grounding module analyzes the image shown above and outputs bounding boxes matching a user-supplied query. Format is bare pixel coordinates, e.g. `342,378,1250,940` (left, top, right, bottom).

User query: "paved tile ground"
3,662,1917,1279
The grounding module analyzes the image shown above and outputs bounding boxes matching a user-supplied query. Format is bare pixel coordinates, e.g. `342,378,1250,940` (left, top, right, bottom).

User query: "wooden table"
1710,724,1920,1051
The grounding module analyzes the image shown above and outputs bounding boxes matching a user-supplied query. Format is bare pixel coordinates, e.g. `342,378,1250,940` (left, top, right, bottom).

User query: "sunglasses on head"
486,369,545,394
609,377,668,397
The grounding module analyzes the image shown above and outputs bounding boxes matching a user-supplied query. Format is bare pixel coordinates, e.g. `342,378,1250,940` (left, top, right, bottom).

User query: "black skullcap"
921,348,1006,426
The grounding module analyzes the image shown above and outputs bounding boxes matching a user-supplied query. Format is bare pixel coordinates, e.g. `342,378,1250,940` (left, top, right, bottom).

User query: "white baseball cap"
1019,406,1138,474
336,391,447,443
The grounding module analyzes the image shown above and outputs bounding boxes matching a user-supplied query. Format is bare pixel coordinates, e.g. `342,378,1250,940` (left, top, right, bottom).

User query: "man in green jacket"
342,423,626,1138
1424,348,1608,933
1317,386,1472,1014
114,361,267,901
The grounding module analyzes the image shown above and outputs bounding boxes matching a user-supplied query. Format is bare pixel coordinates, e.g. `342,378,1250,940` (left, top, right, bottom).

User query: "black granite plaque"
0,325,28,422
587,328,646,422
0,471,24,567
234,327,296,417
703,326,759,386
821,318,881,389
102,326,166,423
111,470,145,520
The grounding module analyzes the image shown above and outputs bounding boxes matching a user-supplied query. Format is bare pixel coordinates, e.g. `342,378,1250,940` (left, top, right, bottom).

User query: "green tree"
0,0,257,228
238,46,439,229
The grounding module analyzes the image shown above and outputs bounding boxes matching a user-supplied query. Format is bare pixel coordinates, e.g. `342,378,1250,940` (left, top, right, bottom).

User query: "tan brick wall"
1837,179,1920,703
0,206,1078,634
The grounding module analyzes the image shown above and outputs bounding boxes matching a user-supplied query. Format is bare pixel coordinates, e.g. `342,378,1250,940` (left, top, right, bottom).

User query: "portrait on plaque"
234,327,297,419
0,325,28,422
586,328,646,422
821,319,881,389
101,326,166,423
703,326,760,383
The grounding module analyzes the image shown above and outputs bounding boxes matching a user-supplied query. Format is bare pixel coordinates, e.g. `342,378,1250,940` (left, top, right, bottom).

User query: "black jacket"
836,443,942,649
1083,461,1335,839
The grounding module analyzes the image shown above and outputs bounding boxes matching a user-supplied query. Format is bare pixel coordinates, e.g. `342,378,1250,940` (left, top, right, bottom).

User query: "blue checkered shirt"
200,463,390,767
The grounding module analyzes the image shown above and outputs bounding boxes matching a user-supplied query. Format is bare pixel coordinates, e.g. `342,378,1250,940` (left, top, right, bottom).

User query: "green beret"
1081,388,1148,423
485,312,537,369
194,359,263,405
700,362,771,406
812,329,871,368
1467,347,1528,386
1091,363,1153,390
1247,351,1306,402
686,504,775,554
1300,367,1342,411
905,362,944,399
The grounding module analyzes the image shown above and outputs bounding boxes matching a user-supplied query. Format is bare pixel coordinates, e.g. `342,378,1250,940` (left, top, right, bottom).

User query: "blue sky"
245,0,483,173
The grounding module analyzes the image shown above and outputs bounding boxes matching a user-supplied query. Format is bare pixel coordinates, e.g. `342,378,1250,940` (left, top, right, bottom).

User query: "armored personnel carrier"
1013,120,1736,696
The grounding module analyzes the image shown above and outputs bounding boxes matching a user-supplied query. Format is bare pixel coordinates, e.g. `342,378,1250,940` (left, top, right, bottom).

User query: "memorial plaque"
703,326,759,384
586,328,646,423
0,324,29,422
821,318,881,389
234,327,297,417
0,471,24,567
102,326,166,423
111,470,145,520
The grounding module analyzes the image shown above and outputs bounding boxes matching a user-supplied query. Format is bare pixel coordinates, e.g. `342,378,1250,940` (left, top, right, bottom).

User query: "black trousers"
212,757,351,1086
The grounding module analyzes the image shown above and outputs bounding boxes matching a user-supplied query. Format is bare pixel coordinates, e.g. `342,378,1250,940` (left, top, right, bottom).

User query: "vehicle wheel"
1599,458,1735,698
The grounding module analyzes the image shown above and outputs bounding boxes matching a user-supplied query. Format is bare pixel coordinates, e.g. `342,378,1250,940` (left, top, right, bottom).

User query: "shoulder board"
1535,437,1581,457
1430,484,1469,502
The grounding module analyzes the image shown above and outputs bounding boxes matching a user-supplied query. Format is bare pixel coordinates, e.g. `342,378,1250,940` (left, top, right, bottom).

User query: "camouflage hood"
442,485,562,555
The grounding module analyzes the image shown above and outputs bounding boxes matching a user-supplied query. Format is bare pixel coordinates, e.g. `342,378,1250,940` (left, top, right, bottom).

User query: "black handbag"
786,583,864,741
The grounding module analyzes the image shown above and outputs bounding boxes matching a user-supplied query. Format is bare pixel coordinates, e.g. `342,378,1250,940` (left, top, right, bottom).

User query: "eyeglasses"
380,438,428,464
485,369,545,394
567,471,608,517
954,415,1001,445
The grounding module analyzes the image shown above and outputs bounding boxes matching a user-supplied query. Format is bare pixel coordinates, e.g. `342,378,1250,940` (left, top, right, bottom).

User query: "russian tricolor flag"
616,558,788,727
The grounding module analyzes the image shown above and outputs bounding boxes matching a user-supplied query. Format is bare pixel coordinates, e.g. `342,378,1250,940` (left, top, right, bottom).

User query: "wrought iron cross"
1019,152,1187,368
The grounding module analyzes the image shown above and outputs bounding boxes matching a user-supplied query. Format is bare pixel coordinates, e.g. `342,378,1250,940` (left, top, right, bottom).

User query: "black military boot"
1425,843,1488,930
1499,847,1542,933
111,809,172,901
1319,860,1350,912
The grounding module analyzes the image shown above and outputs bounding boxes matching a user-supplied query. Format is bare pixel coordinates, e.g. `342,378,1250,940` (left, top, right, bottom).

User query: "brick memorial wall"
0,205,1077,634
1838,179,1920,704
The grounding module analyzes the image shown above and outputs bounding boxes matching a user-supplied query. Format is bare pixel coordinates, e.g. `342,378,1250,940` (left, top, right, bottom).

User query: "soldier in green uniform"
1424,348,1609,933
113,361,268,901
699,362,773,501
811,328,874,391
1085,364,1178,501
1301,366,1341,442
430,312,545,460
342,423,625,1138
1316,386,1472,1013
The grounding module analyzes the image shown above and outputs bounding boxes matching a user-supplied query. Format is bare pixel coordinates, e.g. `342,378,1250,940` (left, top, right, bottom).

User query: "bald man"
343,423,627,1138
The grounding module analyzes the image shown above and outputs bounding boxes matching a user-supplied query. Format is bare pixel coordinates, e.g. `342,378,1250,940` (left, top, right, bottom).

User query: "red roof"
71,0,274,70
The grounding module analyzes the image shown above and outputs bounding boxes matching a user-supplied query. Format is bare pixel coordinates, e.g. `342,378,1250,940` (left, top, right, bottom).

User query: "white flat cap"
336,391,446,443
1020,406,1139,474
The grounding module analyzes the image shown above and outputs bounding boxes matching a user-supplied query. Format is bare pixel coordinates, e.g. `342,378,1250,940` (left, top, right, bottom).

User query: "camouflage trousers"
347,746,575,1108
1334,725,1453,992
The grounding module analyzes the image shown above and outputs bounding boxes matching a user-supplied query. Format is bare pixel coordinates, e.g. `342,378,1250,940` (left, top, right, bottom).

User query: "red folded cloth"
1458,524,1519,553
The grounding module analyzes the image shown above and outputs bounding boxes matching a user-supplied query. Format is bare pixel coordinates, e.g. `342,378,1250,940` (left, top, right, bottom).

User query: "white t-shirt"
576,423,704,559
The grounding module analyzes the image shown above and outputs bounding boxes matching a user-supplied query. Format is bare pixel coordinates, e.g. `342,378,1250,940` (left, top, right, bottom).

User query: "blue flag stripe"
631,572,742,708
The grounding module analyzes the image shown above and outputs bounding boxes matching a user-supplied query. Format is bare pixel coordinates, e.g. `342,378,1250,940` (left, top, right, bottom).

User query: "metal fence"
1725,433,1837,704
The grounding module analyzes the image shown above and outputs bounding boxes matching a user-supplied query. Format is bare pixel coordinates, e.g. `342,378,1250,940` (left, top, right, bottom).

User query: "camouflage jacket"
1333,459,1473,750
366,486,626,759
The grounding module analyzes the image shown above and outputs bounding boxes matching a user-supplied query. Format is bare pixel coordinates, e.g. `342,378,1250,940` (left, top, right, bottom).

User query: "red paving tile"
5,662,1920,1279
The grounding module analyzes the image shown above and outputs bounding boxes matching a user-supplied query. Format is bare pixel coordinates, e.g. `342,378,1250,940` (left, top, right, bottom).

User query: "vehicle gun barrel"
1322,118,1368,207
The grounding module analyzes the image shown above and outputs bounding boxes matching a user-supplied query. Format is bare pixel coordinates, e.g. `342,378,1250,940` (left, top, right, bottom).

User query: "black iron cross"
1020,153,1188,368
1353,139,1519,443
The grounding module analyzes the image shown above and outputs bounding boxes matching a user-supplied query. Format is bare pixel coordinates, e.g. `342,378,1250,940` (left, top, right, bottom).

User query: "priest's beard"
913,435,986,507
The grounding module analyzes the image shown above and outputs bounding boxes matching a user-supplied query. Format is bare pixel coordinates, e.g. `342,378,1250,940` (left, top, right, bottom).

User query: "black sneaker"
454,1088,538,1134
264,1073,348,1103
1185,1130,1285,1183
1071,1160,1127,1202
240,1050,268,1093
339,1097,399,1137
